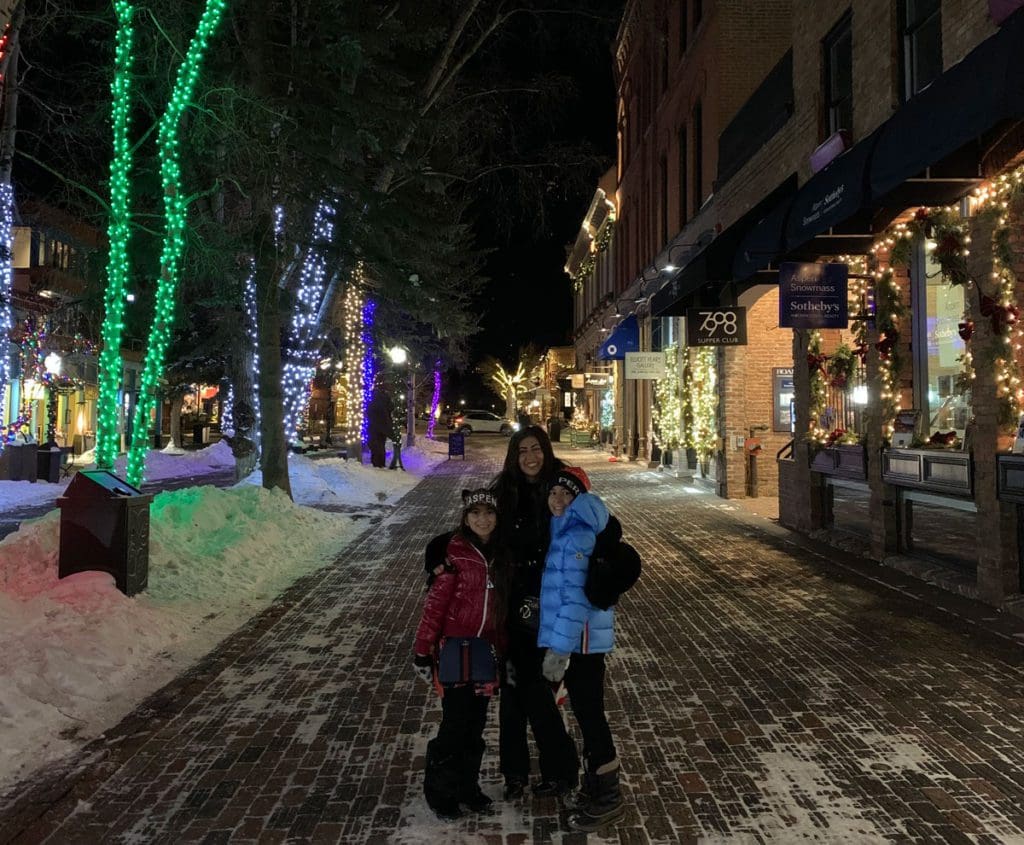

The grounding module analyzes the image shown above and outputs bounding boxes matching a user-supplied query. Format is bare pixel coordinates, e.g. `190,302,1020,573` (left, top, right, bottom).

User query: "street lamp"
389,346,416,448
44,352,62,375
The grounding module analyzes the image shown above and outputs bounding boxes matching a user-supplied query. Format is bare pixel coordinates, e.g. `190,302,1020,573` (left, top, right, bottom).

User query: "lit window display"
914,241,970,436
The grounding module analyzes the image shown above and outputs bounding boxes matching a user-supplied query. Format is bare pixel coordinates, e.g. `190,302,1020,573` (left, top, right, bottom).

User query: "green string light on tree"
95,0,136,470
126,0,227,486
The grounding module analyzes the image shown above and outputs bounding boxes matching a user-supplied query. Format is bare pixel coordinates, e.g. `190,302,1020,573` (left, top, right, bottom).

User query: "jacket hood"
558,492,609,533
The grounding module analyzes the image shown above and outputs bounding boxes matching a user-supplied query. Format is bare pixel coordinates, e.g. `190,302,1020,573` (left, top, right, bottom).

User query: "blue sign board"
448,432,465,460
778,262,848,329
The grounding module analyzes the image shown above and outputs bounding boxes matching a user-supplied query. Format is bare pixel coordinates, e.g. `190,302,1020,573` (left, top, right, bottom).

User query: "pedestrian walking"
491,426,580,799
412,489,508,820
538,466,625,832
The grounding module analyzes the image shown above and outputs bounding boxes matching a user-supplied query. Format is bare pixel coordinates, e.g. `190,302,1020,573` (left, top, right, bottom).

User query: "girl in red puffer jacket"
413,488,509,821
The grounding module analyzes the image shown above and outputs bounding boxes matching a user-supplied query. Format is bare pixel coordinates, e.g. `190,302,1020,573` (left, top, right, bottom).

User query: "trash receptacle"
57,470,153,596
37,443,62,483
193,424,210,446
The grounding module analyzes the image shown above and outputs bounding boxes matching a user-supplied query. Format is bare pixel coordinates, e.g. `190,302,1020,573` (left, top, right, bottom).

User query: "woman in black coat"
490,426,579,799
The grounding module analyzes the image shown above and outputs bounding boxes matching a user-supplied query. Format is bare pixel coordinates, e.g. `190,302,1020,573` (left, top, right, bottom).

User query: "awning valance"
870,8,1024,203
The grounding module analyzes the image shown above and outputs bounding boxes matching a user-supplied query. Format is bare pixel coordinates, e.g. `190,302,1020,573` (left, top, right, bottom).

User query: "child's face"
465,505,497,542
548,485,575,517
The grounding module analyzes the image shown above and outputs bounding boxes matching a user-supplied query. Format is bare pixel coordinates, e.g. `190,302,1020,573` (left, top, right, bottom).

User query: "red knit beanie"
550,466,590,498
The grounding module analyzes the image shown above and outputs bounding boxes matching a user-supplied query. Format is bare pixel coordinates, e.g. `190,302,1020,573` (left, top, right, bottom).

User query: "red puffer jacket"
414,533,503,655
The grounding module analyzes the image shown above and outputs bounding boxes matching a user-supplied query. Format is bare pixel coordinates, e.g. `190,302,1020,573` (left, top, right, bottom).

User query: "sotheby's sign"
779,262,848,329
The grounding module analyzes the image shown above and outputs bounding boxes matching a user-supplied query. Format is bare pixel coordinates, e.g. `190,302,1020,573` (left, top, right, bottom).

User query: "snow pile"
0,436,449,793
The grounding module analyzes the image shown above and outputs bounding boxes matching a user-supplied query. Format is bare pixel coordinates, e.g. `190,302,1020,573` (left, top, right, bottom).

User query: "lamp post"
388,345,417,450
43,352,62,445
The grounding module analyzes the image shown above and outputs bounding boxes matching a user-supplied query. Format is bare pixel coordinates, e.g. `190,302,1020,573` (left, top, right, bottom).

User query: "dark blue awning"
870,7,1024,201
784,128,882,253
597,314,639,360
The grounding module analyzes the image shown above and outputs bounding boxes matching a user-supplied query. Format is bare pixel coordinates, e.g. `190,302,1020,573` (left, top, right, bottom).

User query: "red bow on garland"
826,428,846,446
807,352,828,376
980,295,1020,335
874,330,897,359
958,320,974,342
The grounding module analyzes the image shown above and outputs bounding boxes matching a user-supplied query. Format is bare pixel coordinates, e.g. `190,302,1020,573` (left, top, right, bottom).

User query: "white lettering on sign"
698,310,738,336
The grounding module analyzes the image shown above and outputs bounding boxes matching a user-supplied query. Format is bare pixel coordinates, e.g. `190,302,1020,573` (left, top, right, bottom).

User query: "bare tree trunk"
0,1,24,181
169,394,183,448
255,220,291,498
245,0,290,498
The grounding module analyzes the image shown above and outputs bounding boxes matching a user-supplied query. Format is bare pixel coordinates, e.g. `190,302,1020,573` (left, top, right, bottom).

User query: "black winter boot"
457,737,493,812
568,759,625,832
424,742,463,821
564,764,599,811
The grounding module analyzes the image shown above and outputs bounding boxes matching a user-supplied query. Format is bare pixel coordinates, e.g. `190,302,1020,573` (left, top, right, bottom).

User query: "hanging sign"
686,306,748,346
625,352,666,380
779,262,849,328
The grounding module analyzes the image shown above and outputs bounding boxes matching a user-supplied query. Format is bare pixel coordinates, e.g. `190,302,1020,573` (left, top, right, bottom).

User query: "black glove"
413,654,433,684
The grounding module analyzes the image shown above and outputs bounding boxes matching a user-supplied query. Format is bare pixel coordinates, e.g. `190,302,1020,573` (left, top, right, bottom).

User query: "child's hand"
413,654,433,684
541,649,570,682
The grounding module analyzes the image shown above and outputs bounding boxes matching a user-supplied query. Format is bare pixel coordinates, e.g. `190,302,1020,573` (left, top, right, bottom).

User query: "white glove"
541,649,570,683
413,655,433,685
505,659,517,688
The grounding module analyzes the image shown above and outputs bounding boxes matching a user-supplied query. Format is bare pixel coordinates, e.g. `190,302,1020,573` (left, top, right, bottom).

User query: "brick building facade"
568,0,1024,609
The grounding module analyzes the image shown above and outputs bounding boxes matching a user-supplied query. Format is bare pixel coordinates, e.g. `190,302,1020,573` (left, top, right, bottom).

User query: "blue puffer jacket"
538,492,613,655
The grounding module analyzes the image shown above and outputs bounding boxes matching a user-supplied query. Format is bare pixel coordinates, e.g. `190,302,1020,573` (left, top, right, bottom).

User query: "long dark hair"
490,425,564,550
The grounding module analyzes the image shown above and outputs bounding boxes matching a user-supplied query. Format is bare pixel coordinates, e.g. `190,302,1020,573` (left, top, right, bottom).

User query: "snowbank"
0,436,448,793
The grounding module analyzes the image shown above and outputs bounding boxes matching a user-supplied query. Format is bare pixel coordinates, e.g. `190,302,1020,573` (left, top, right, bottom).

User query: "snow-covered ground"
0,438,447,793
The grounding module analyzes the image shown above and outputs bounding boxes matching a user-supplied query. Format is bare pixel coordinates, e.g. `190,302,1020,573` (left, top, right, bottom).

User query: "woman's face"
517,436,546,480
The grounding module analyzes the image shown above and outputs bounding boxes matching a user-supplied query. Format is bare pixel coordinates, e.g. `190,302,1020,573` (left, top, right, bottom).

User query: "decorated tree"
652,345,681,456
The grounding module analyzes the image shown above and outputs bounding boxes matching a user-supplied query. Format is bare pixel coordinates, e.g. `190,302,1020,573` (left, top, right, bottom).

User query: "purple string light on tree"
427,361,442,438
359,299,376,443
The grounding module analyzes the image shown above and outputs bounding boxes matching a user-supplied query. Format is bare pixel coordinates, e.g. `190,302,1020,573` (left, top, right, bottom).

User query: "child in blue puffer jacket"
537,466,625,833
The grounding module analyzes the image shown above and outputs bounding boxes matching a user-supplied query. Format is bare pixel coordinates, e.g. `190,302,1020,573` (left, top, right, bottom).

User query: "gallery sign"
686,306,748,346
779,262,848,329
624,352,666,380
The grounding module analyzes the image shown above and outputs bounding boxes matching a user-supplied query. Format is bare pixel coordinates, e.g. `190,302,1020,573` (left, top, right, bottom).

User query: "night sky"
454,3,621,406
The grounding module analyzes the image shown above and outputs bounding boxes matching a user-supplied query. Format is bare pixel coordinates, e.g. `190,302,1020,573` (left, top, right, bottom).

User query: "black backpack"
585,516,642,610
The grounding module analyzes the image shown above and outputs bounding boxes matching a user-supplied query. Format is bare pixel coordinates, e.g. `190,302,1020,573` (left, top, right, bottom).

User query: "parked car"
452,410,518,436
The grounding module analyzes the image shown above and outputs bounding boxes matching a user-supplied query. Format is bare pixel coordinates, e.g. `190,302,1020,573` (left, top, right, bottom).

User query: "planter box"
810,444,867,481
997,454,1024,503
882,448,972,496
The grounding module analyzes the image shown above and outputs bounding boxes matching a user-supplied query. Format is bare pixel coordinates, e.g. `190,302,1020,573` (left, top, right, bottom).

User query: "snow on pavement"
0,438,447,794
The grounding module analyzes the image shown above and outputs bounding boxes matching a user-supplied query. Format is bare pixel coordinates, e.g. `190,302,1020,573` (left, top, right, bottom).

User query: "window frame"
822,10,853,138
691,101,703,214
677,123,688,227
899,0,942,101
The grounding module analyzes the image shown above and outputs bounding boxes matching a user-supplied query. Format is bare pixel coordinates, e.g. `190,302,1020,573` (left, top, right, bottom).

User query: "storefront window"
913,240,970,436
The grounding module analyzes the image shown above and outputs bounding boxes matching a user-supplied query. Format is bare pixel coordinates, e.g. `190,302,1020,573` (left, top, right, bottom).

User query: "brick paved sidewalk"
4,443,1024,843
